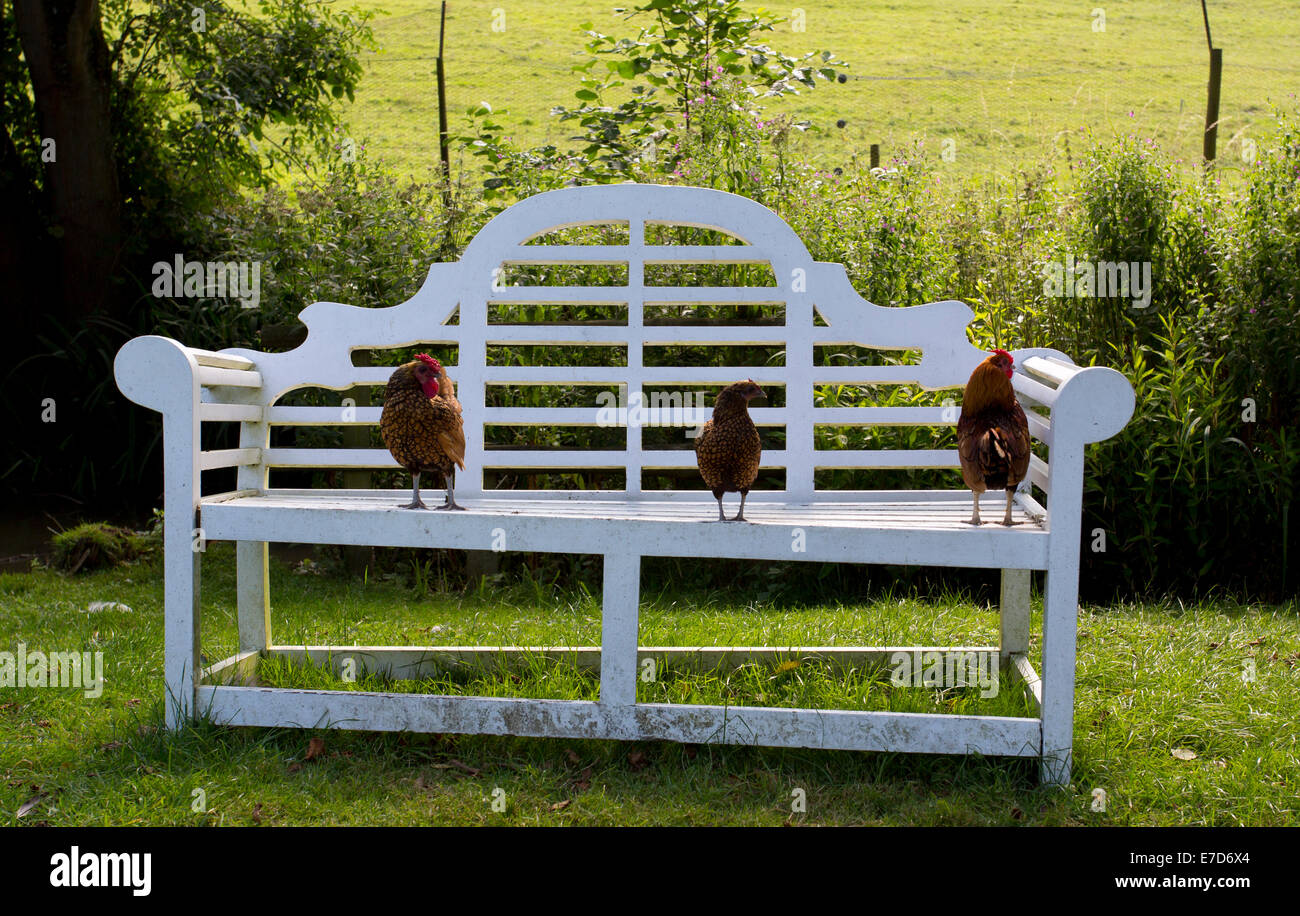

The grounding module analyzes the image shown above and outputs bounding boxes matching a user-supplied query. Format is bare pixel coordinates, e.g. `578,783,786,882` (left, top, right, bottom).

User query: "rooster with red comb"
380,353,466,510
956,349,1030,526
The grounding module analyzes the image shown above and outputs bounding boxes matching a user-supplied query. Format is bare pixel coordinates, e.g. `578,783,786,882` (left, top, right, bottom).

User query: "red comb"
415,353,442,371
991,348,1013,362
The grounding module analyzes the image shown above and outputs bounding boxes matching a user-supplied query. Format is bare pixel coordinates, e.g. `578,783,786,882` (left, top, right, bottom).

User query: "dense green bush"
209,152,469,329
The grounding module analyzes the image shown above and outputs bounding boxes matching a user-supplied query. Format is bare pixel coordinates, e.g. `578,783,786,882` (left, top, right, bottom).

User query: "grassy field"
2,542,1296,826
345,0,1300,180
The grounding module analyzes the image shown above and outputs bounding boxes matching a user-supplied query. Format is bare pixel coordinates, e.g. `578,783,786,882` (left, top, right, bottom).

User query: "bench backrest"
187,184,1082,501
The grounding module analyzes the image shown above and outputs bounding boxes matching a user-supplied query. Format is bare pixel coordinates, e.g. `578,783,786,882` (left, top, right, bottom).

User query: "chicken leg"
711,490,749,522
1002,489,1016,526
402,472,429,510
437,467,466,511
968,490,982,526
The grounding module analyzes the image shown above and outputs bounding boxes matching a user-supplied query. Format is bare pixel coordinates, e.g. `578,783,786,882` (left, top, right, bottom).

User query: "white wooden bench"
114,183,1133,785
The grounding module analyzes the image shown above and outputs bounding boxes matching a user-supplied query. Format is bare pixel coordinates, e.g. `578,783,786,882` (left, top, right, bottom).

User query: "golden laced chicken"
694,379,763,521
380,353,466,510
956,349,1031,526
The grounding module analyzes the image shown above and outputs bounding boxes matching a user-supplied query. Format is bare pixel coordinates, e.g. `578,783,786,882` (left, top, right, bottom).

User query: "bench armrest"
115,335,204,416
115,335,266,503
116,335,262,414
1008,354,1134,539
1017,355,1135,445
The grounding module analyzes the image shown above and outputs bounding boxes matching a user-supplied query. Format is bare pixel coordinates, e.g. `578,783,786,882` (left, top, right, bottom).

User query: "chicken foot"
402,472,429,510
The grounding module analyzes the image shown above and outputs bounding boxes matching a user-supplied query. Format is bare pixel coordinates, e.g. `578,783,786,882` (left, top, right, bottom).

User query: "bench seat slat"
200,493,1050,569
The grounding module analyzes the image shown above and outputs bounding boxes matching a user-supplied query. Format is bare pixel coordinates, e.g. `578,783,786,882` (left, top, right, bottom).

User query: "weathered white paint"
600,553,641,706
196,685,1043,757
115,335,203,730
201,649,261,686
236,391,270,655
1010,653,1043,715
999,569,1031,663
113,183,1135,784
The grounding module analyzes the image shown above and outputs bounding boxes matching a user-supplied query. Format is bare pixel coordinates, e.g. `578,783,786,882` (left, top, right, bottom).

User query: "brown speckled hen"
957,349,1030,525
695,379,763,522
381,353,467,510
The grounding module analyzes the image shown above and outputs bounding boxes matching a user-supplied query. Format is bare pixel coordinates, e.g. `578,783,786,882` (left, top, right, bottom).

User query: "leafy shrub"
1205,111,1300,432
1062,123,1298,598
51,522,153,573
208,152,476,331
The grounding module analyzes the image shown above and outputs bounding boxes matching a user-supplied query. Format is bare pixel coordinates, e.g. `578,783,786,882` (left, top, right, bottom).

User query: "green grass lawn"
1,542,1295,826
345,0,1300,180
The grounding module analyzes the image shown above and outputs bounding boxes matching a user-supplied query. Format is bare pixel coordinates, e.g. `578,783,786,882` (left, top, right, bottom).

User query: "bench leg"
1039,567,1079,786
237,541,271,655
999,568,1030,667
165,519,201,731
600,552,641,707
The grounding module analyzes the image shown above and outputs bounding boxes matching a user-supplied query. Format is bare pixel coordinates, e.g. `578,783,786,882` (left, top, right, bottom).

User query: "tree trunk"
13,0,121,319
0,1,48,341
